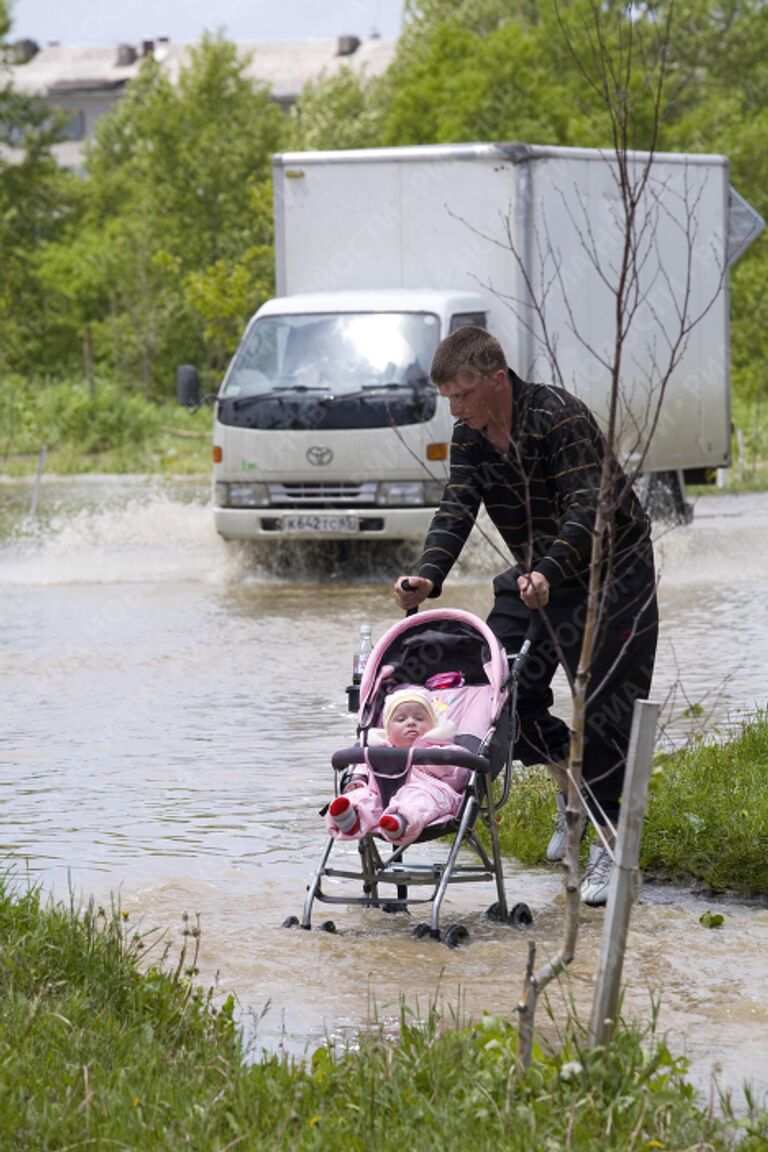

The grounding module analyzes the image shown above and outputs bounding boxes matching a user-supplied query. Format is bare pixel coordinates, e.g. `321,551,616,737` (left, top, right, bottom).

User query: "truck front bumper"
213,507,435,541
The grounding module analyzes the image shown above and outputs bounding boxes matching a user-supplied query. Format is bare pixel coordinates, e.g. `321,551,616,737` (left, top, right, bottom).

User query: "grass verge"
1,872,767,1150
0,376,211,477
497,711,768,896
642,711,768,893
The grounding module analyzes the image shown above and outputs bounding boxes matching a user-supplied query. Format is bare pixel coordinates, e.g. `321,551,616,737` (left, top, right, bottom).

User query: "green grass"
0,376,211,477
1,873,766,1150
689,395,768,494
642,713,768,893
498,712,768,896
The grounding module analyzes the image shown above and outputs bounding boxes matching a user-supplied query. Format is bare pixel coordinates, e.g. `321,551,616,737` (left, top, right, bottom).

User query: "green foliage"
33,34,286,395
181,177,275,370
2,870,765,1150
404,0,543,38
380,18,574,145
641,712,768,894
385,0,675,149
0,375,210,474
729,389,768,488
288,67,387,150
0,49,80,375
496,767,564,866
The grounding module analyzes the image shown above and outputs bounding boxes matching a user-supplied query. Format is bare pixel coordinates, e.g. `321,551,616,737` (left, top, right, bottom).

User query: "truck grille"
267,482,377,506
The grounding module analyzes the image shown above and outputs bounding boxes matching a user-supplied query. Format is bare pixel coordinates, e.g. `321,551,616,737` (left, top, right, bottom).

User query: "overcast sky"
9,0,404,45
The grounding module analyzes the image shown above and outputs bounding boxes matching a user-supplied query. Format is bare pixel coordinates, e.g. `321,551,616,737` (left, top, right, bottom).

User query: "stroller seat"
286,608,535,946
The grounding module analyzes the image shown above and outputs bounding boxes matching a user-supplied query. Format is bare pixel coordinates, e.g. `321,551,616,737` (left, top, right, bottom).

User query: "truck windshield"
220,312,440,399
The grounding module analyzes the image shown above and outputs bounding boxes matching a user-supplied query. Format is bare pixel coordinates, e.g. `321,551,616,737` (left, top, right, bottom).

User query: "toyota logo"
306,445,333,466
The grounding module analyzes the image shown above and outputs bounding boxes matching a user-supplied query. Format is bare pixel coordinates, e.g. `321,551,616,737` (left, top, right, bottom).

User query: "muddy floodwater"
1,477,767,1105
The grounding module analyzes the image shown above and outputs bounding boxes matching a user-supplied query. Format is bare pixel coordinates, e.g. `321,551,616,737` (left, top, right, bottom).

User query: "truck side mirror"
176,364,201,408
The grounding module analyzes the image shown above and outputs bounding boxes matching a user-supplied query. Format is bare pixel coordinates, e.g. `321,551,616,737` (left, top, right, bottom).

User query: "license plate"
282,514,360,533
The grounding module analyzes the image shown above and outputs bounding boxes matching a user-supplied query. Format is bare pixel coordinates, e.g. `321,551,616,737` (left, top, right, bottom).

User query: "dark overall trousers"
486,550,659,825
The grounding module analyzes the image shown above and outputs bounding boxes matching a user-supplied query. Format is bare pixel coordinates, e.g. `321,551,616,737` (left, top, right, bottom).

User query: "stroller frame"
294,609,534,945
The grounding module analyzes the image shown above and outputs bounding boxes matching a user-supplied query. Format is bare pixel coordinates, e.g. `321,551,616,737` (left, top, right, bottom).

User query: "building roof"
9,35,398,103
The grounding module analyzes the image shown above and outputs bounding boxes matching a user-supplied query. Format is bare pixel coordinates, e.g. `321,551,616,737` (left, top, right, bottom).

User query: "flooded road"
1,476,767,1103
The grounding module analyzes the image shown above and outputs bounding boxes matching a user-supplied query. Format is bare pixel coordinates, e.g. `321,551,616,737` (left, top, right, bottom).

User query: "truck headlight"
216,482,270,507
423,479,446,504
376,481,438,506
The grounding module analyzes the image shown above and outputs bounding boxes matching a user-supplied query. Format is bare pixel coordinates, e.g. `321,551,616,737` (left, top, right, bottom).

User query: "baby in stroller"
325,685,469,846
288,609,534,941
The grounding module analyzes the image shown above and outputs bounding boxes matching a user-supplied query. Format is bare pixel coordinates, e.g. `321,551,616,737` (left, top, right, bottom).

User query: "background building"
7,34,397,169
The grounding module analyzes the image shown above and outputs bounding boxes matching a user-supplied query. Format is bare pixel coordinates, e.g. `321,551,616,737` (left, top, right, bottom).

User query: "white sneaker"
580,843,614,906
546,792,587,862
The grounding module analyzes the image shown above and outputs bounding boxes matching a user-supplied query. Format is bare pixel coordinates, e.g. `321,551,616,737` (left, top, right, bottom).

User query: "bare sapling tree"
386,0,728,1069
505,0,727,1066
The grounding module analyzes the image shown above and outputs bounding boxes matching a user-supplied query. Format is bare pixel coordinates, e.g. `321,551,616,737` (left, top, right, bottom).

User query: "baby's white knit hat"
382,687,437,729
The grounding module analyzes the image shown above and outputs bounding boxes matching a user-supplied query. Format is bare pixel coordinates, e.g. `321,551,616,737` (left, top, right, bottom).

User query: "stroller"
285,607,535,947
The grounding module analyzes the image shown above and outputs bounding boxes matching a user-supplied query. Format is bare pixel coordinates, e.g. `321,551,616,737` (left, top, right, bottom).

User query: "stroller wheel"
444,924,470,949
282,915,300,929
318,919,337,934
509,902,533,927
485,901,534,927
412,922,438,940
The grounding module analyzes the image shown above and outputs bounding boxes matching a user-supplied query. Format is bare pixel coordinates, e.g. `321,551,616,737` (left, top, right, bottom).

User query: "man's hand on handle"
517,570,550,609
393,575,434,612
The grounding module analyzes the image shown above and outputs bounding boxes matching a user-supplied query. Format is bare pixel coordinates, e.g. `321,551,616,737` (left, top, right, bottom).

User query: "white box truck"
178,142,763,540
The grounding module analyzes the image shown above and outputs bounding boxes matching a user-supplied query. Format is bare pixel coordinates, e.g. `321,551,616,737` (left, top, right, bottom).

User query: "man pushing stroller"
395,326,659,906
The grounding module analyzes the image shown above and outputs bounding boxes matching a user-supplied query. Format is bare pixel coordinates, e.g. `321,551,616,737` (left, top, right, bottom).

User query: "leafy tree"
41,34,286,395
182,177,274,369
403,0,541,35
380,16,575,144
288,67,386,151
385,1,689,149
0,2,79,375
383,0,767,417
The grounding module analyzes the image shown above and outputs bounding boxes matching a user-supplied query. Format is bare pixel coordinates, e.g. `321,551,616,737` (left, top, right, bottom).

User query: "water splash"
0,481,225,586
1,479,767,592
654,491,768,586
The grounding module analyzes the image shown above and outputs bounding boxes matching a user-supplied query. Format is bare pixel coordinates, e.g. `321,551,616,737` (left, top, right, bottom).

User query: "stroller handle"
331,744,492,776
400,577,419,617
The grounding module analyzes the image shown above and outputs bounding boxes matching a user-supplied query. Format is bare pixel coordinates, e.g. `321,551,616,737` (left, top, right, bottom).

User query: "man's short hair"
430,326,507,385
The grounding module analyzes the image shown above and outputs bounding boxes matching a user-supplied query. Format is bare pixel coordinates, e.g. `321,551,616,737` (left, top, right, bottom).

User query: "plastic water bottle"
352,623,373,685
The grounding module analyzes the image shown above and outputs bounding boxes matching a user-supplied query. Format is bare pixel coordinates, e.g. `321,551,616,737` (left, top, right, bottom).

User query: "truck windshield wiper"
273,384,335,394
228,392,286,409
229,386,333,409
229,379,431,408
324,380,429,403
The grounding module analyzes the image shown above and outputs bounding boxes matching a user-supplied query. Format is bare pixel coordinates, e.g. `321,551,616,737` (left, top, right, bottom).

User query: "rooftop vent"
12,38,40,64
336,35,361,56
116,43,138,66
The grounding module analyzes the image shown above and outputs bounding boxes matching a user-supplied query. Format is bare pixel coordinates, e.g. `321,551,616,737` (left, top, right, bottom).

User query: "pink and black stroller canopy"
357,608,511,775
